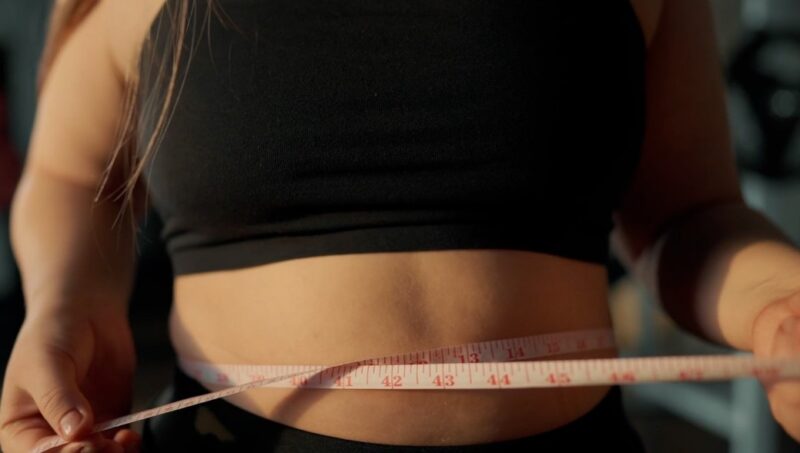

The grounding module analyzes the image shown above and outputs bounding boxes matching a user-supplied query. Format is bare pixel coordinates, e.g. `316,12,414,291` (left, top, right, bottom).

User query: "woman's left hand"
752,290,800,442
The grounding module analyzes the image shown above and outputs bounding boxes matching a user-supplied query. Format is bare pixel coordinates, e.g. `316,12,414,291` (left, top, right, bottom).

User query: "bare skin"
173,251,618,444
14,0,800,451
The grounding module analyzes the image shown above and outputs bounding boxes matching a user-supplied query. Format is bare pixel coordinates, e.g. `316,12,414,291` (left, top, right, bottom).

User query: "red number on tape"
545,373,571,385
488,374,511,386
382,376,403,388
457,353,481,364
433,375,456,387
610,372,636,383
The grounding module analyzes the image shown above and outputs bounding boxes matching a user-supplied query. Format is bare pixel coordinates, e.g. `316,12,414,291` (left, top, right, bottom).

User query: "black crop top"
138,0,646,275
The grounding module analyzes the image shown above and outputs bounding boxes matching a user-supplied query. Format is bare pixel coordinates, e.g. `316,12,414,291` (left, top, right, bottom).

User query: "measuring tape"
33,327,800,453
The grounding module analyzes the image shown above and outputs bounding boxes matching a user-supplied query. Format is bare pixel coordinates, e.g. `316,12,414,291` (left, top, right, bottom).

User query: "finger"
83,421,140,452
753,302,798,358
1,416,96,453
768,397,800,444
99,438,125,453
24,349,95,442
97,427,141,453
764,316,800,364
759,316,800,389
1,417,56,453
64,435,122,453
112,428,141,449
60,442,97,453
25,430,109,453
0,381,137,453
61,434,114,453
0,388,61,453
763,317,800,402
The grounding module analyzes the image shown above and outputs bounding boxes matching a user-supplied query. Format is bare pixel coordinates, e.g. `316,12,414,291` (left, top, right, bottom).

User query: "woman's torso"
127,0,658,445
172,251,616,444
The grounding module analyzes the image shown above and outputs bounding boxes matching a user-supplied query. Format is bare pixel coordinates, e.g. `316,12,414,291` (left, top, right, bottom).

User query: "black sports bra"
137,0,646,275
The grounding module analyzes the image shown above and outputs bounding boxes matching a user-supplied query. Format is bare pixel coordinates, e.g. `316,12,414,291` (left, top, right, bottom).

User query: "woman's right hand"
0,305,141,453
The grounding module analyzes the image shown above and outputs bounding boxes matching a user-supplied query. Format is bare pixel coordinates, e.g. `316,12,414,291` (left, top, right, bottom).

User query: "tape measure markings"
180,328,615,388
32,328,800,453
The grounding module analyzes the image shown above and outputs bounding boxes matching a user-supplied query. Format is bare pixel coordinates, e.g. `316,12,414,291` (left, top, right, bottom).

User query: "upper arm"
26,0,123,192
23,0,164,197
612,0,744,265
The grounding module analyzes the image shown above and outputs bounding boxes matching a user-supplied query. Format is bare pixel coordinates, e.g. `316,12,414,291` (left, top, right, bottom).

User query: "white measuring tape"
33,327,800,453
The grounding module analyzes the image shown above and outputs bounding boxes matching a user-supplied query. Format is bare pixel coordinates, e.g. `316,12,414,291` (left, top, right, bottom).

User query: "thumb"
27,349,95,441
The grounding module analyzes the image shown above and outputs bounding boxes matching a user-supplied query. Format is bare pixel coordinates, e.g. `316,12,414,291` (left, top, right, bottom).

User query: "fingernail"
60,409,83,436
80,446,97,453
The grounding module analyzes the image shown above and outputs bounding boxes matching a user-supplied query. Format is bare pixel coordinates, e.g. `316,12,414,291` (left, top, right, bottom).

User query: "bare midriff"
168,249,618,445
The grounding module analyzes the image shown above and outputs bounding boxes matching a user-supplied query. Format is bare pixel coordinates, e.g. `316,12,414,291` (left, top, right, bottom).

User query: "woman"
2,0,800,451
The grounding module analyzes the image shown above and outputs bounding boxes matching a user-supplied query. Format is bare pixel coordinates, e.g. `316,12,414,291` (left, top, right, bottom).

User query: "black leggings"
142,364,647,452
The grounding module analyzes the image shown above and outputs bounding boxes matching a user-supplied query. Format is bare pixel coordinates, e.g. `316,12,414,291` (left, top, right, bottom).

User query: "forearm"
629,201,800,352
10,163,137,319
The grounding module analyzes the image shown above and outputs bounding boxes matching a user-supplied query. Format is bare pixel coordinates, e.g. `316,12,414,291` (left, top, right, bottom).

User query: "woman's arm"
10,0,142,320
1,2,163,451
612,0,800,353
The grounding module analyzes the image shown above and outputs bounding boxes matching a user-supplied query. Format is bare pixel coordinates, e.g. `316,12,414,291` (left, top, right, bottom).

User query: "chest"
139,0,646,225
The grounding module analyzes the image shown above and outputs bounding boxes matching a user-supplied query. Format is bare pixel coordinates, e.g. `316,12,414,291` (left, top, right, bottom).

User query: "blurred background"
1,0,799,451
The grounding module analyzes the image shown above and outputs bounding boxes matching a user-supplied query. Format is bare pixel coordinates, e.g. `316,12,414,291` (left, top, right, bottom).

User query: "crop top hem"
167,222,611,275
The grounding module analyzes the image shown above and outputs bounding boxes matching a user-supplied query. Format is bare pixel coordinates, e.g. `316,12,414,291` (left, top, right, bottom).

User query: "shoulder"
26,0,166,189
104,0,167,81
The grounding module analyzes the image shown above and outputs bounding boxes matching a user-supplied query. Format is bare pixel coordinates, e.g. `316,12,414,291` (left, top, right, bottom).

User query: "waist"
168,248,619,444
